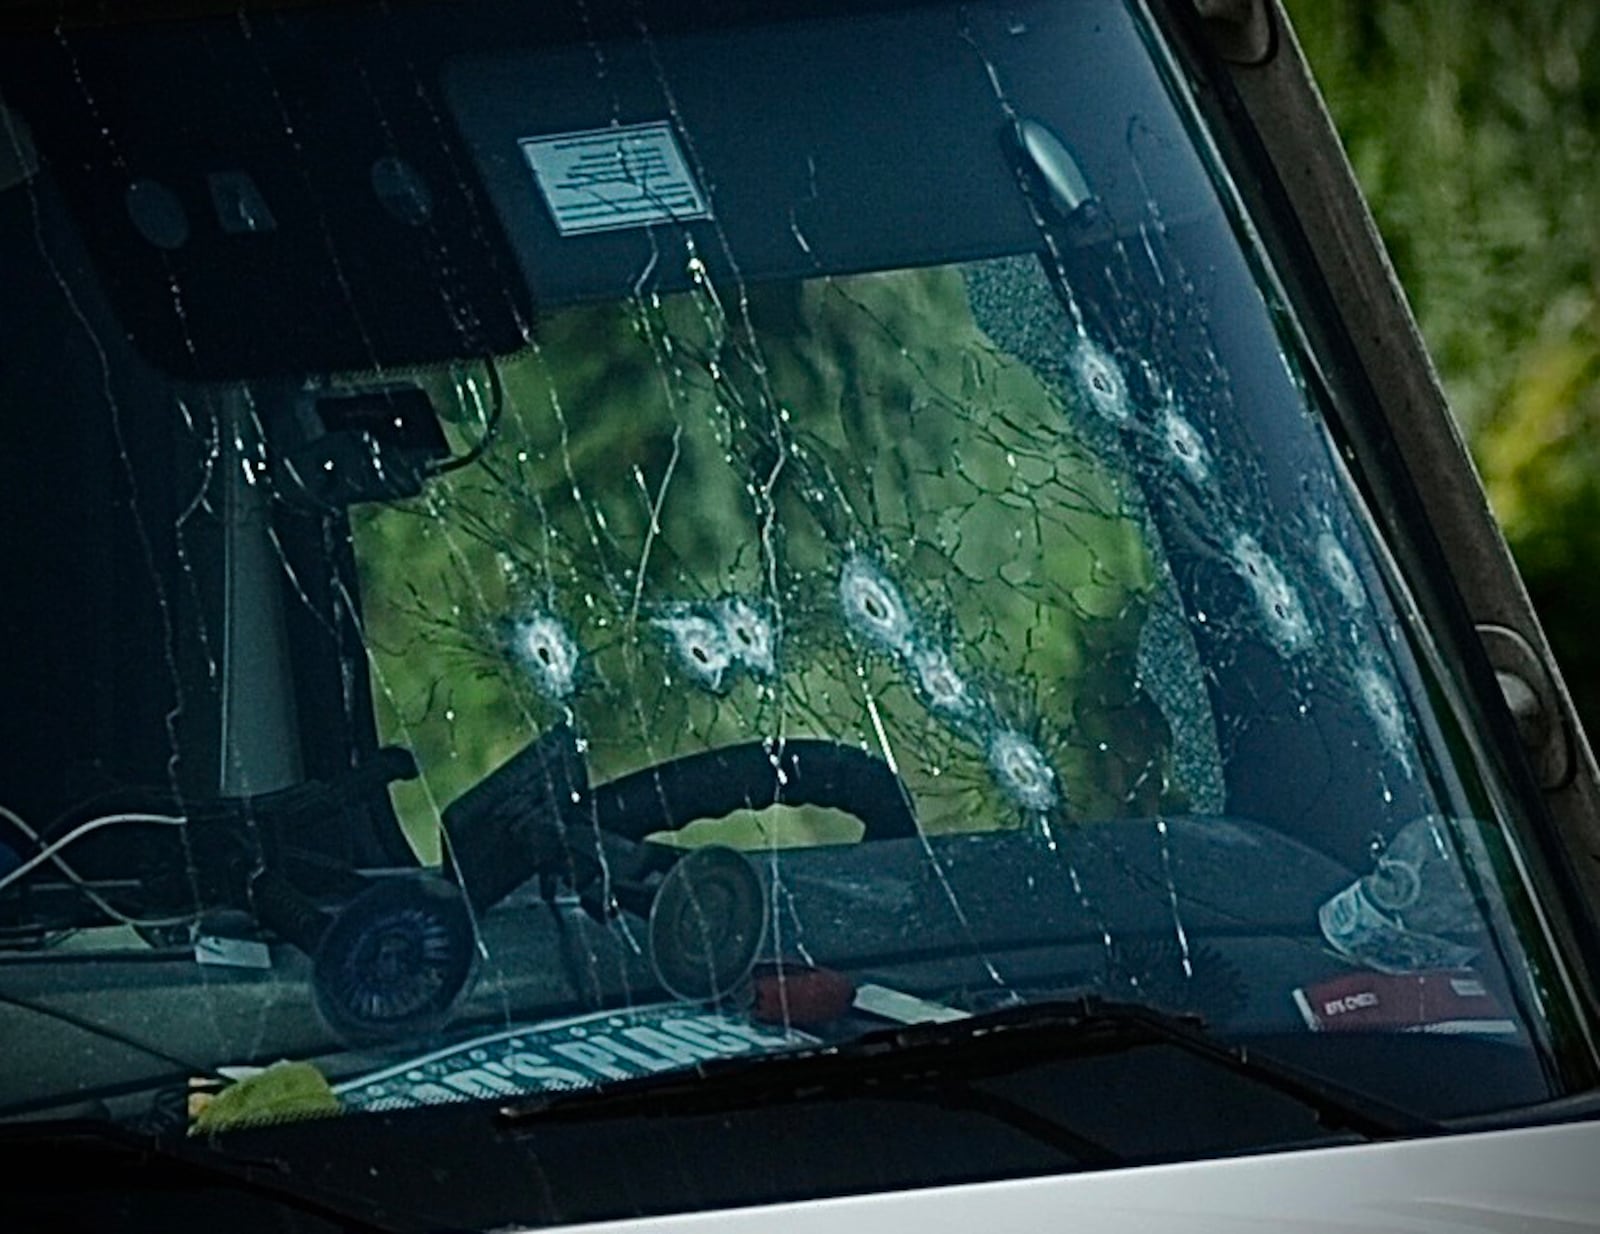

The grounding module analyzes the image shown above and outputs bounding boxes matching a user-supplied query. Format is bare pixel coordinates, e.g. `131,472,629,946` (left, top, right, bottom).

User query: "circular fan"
312,875,477,1044
648,846,767,1003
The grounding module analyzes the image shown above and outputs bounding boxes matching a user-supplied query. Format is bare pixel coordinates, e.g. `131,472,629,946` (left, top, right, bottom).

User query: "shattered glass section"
0,0,1587,1157
1136,601,1225,813
355,259,1179,858
963,253,1227,808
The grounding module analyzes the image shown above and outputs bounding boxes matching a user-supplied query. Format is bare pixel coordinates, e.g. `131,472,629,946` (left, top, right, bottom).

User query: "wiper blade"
498,997,1439,1142
0,1119,432,1234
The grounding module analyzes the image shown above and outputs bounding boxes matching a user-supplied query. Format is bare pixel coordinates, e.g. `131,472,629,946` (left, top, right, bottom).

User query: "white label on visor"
520,121,711,236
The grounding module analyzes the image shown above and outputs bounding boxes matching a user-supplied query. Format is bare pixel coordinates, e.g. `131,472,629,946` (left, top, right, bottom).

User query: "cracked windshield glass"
0,0,1589,1153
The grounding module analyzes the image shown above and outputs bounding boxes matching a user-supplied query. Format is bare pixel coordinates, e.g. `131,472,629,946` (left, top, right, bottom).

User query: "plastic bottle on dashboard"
1317,815,1483,974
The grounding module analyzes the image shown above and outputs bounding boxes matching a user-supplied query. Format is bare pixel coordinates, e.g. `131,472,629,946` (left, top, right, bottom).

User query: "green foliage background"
1284,0,1600,739
357,265,1169,858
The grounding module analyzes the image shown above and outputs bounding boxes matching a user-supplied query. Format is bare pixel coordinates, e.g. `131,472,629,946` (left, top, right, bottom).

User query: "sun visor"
0,25,533,380
442,9,1045,306
1,0,1190,378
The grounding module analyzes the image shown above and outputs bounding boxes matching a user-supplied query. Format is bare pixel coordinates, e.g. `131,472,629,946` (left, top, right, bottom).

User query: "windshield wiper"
0,1119,436,1234
498,997,1439,1145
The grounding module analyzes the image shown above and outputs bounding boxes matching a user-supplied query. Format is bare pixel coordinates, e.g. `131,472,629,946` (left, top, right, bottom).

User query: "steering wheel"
583,736,920,843
440,725,921,1007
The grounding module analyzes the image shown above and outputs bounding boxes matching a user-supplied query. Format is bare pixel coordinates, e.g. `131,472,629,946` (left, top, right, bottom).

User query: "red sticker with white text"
1293,970,1516,1036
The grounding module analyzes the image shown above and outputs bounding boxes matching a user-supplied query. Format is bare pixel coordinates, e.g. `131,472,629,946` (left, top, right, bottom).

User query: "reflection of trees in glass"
1287,0,1600,736
353,263,1179,858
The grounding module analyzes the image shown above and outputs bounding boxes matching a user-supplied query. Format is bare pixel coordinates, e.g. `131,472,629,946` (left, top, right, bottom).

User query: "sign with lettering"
521,121,711,236
335,1005,815,1113
1292,970,1516,1035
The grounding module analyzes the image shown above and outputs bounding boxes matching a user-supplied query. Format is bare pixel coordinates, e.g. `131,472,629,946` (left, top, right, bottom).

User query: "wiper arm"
0,1119,432,1234
499,997,1439,1143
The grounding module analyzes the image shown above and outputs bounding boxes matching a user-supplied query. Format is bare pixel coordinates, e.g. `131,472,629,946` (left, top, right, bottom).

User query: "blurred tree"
1285,0,1600,742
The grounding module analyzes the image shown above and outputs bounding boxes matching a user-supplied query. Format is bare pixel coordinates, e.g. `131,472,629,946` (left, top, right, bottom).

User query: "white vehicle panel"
551,1121,1600,1234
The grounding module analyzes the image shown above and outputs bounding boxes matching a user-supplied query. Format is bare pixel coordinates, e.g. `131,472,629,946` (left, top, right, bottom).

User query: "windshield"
1,0,1595,1220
